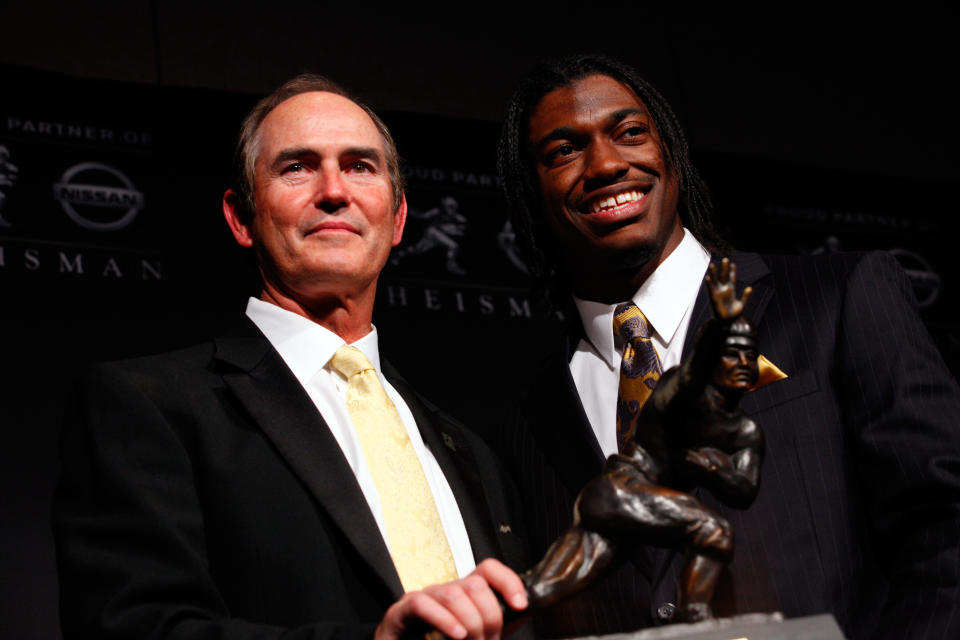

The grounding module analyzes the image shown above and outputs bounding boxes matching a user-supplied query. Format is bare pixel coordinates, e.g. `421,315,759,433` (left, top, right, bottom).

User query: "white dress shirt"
245,297,476,579
570,228,712,458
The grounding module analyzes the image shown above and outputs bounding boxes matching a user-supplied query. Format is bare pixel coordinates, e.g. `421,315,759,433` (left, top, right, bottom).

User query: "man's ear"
223,189,254,248
391,193,408,247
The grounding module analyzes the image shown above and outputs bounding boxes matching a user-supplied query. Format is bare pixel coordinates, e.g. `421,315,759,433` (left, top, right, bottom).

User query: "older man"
53,74,528,640
494,54,960,640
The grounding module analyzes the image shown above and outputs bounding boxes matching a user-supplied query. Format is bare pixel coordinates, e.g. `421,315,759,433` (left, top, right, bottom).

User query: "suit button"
656,602,676,623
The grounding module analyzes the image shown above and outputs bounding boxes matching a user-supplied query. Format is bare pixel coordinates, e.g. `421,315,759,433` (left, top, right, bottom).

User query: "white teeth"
590,190,642,213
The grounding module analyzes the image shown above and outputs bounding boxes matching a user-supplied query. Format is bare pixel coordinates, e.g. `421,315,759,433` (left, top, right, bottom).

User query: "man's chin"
563,238,668,299
605,241,662,273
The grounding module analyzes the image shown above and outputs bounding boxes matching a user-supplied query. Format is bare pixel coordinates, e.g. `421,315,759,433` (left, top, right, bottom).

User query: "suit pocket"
742,369,819,414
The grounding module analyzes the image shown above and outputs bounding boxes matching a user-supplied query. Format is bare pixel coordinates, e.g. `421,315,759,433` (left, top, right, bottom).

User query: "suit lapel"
383,363,501,565
527,337,607,498
214,323,404,600
682,252,773,357
734,251,774,332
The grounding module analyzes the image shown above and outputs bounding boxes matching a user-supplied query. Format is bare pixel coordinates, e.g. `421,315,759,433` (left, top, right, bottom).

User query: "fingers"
460,573,504,638
376,561,528,640
425,575,498,640
714,257,736,284
378,591,468,640
708,258,738,289
687,449,713,467
686,448,728,473
707,260,752,315
473,558,528,611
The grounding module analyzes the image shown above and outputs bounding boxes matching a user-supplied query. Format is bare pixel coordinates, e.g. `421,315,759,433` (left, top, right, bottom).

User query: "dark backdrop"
1,8,957,639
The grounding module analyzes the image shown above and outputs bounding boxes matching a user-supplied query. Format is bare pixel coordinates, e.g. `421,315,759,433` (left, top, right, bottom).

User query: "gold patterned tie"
614,303,663,451
329,345,457,592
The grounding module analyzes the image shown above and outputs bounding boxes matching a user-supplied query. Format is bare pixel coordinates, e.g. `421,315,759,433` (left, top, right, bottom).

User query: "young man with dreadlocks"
494,54,960,640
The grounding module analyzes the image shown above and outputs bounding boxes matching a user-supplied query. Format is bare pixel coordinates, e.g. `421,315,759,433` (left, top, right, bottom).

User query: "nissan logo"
53,162,144,231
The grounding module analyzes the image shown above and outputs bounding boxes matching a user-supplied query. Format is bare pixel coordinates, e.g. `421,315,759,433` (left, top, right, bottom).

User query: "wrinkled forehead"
255,91,385,165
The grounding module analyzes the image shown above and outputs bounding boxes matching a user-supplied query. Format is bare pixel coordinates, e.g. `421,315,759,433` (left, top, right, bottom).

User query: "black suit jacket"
495,251,960,640
53,318,528,640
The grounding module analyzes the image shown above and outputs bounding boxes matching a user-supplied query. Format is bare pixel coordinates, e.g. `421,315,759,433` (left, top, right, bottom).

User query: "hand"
375,558,528,640
685,447,732,474
705,257,752,320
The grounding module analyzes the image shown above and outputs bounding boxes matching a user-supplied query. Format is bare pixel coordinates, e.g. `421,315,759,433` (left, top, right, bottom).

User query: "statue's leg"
522,525,616,609
574,467,732,623
674,552,725,623
671,499,733,623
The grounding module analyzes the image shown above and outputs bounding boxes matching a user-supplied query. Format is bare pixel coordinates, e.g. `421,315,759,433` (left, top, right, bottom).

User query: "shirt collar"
244,297,380,385
573,228,711,368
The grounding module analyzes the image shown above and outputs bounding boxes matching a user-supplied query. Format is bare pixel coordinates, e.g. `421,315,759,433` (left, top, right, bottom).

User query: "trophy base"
570,613,845,640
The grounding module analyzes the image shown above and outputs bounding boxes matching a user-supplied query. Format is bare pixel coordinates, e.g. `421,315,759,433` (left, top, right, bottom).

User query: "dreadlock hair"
497,53,726,307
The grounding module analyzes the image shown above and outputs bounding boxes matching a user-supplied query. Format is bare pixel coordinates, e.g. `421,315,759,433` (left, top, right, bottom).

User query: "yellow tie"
329,345,457,592
614,303,663,451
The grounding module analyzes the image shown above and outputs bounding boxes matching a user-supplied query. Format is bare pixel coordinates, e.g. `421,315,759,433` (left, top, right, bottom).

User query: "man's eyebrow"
270,146,318,168
532,126,577,150
269,146,383,167
609,107,648,123
341,146,384,164
532,108,650,150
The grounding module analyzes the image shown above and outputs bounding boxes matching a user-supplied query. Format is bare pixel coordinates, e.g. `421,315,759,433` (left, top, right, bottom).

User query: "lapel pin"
499,523,513,534
441,433,457,452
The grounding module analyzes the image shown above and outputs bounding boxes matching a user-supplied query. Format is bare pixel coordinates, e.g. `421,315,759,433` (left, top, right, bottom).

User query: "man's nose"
314,164,348,210
583,139,629,187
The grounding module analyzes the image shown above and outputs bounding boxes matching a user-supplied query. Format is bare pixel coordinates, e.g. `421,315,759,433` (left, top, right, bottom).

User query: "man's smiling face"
240,91,405,304
527,74,682,295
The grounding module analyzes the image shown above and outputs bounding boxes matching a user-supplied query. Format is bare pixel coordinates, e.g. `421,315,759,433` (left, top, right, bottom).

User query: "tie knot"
329,345,375,379
613,303,653,342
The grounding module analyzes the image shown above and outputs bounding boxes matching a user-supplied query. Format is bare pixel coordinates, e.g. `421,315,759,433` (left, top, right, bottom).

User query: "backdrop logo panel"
758,201,945,309
53,162,144,232
379,156,536,321
0,77,162,284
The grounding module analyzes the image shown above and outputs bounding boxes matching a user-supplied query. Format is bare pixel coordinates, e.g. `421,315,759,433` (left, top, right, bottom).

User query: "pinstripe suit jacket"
495,251,960,640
